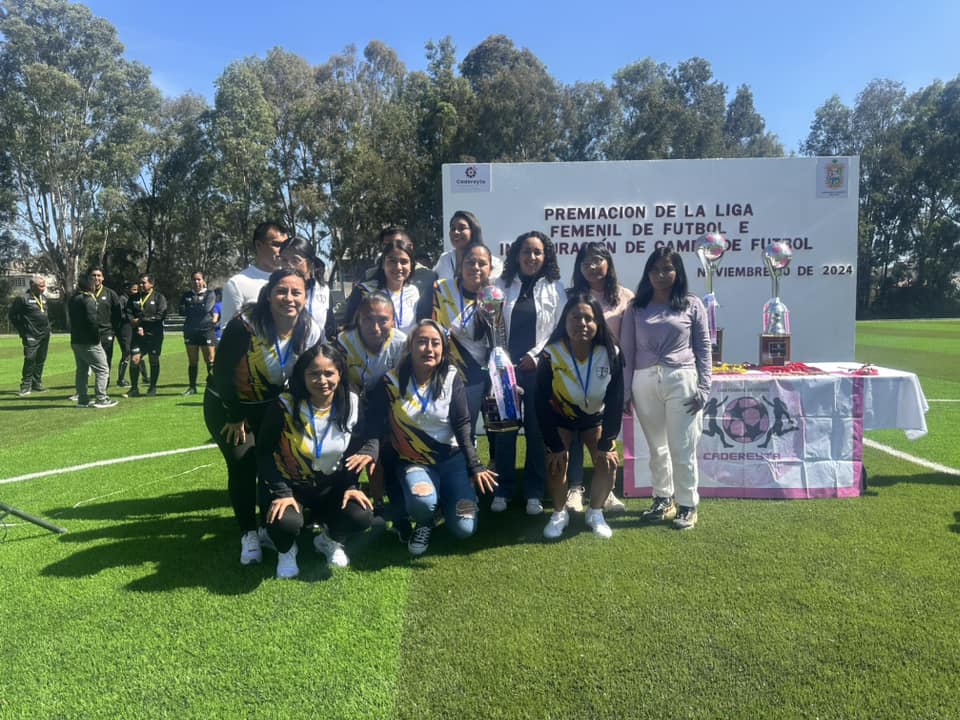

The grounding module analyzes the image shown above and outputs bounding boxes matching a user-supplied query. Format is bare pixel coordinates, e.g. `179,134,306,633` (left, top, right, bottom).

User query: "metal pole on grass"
0,501,67,534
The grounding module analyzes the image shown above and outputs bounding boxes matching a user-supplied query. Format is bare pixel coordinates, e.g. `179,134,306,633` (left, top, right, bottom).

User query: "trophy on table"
477,285,522,432
759,241,793,366
696,232,728,363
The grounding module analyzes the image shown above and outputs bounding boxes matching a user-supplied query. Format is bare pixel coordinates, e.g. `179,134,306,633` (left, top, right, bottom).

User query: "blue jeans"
399,453,478,540
493,367,546,501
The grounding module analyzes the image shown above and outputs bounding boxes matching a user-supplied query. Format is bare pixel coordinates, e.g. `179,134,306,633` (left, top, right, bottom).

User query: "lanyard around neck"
308,400,334,461
274,334,293,376
411,379,432,413
458,284,477,329
566,340,593,404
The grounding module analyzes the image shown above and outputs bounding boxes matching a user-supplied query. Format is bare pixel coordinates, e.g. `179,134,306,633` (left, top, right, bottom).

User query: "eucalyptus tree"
0,0,160,292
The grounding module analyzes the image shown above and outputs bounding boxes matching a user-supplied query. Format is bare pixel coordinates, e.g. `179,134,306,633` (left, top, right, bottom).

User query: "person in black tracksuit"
8,275,51,396
128,273,168,397
179,270,218,395
88,266,123,387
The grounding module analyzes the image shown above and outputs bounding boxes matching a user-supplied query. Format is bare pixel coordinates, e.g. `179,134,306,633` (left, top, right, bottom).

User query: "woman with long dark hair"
256,343,377,578
621,247,712,530
431,240,495,435
204,269,322,565
433,210,503,284
367,320,498,557
280,236,337,340
565,241,635,513
343,233,432,335
490,231,564,516
537,293,623,539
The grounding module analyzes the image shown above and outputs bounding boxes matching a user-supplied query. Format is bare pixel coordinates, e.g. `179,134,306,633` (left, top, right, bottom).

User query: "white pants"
630,366,703,508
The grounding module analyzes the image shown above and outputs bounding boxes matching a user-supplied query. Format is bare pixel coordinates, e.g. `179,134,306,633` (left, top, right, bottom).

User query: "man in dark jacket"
8,275,51,396
68,273,117,408
89,265,123,387
127,273,167,397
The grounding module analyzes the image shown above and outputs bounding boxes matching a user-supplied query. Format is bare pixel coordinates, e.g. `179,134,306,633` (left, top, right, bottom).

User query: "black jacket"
93,285,123,336
68,292,101,345
8,289,51,340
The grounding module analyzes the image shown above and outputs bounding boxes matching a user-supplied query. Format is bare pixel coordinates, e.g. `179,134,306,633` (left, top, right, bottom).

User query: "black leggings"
204,390,270,533
261,477,373,553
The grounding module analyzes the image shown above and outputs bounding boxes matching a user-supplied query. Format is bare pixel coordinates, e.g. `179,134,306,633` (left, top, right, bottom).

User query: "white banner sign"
442,158,860,363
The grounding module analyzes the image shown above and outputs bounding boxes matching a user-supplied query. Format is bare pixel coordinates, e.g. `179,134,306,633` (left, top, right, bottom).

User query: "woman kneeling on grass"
368,320,499,556
256,343,377,578
538,293,624,540
204,269,322,566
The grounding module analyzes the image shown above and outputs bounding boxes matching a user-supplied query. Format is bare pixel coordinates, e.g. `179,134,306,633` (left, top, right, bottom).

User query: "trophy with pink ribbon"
759,240,793,365
478,285,522,432
696,232,728,363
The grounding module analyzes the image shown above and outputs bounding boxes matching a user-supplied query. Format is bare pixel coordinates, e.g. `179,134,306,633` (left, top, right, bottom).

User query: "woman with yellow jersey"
536,293,624,540
367,320,498,557
431,240,494,437
256,344,377,578
204,269,322,566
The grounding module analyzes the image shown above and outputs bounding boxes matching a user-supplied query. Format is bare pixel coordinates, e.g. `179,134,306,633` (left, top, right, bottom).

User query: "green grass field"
1,321,958,719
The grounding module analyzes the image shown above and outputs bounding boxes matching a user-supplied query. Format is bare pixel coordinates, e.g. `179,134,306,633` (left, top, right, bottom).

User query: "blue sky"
85,0,958,153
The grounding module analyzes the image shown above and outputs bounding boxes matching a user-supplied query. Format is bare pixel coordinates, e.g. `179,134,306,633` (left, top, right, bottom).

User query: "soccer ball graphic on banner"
722,397,770,444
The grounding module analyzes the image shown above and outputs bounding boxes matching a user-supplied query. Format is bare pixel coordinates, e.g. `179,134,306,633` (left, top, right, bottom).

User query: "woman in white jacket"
490,231,564,515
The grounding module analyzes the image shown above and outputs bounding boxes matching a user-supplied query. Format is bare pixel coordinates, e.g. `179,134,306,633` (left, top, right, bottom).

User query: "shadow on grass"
861,471,960,489
38,489,279,595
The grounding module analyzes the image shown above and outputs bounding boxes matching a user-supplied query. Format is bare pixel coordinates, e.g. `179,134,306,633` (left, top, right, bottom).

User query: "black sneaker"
145,386,157,396
17,388,31,397
31,384,48,393
116,379,130,388
640,496,677,522
181,387,197,396
673,506,698,530
408,525,432,556
127,387,141,398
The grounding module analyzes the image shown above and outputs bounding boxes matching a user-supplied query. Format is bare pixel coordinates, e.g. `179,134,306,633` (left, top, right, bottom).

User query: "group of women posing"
204,212,711,578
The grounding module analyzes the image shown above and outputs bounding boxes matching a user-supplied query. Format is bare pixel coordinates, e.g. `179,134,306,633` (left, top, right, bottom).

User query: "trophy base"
481,396,522,433
759,334,791,366
712,328,723,364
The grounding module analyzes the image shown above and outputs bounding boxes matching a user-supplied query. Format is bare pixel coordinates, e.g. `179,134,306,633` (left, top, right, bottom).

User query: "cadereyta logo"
450,163,492,193
701,394,797,460
824,159,844,189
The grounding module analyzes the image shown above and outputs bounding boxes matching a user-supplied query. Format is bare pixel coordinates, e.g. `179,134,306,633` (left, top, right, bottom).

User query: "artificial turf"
1,322,958,719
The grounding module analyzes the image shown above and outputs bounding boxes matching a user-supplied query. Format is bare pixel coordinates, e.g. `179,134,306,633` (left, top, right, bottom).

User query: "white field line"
927,399,960,402
863,438,960,477
64,464,214,512
0,444,217,486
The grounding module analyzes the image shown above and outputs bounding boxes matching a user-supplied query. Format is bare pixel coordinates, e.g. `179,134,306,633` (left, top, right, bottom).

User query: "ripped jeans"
399,453,478,540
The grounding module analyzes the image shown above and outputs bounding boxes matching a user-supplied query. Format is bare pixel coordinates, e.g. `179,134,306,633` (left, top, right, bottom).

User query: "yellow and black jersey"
344,281,422,335
432,278,491,384
536,340,624,453
336,327,407,395
368,364,483,473
255,391,379,499
209,311,322,422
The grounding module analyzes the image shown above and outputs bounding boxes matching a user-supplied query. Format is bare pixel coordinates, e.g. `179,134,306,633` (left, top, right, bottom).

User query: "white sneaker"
258,526,276,552
239,530,262,565
525,498,544,516
490,496,508,513
275,543,299,579
603,492,626,514
543,510,569,539
313,531,349,567
585,508,613,539
408,525,432,556
565,486,586,512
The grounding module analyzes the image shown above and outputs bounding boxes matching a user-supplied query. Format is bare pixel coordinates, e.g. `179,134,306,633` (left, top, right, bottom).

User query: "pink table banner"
623,365,927,500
